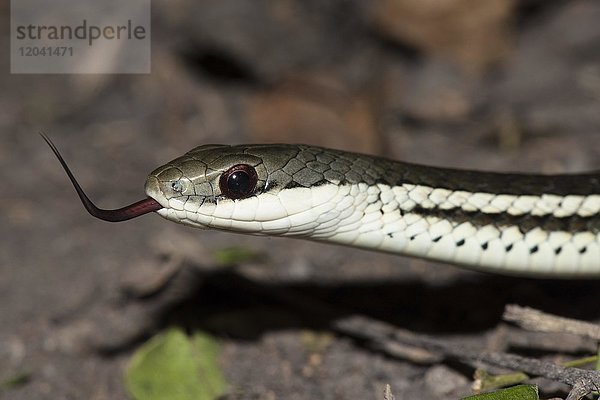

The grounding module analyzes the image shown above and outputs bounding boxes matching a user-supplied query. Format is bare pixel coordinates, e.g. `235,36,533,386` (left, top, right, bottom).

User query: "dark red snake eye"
219,164,258,199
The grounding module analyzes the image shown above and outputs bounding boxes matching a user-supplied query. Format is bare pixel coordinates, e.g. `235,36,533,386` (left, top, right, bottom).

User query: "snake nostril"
171,180,184,192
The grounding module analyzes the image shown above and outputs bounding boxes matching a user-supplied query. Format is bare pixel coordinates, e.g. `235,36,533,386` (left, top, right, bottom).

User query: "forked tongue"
41,133,162,222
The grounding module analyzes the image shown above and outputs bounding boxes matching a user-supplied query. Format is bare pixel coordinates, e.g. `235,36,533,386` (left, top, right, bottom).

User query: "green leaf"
462,385,538,400
212,246,258,266
0,370,31,390
125,327,227,400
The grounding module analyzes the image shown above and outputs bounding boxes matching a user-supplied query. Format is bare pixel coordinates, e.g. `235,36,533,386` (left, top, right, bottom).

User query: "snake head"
45,135,354,238
144,143,327,234
145,144,270,230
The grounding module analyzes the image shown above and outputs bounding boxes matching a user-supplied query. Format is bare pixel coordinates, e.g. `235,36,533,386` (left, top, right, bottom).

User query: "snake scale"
43,135,600,277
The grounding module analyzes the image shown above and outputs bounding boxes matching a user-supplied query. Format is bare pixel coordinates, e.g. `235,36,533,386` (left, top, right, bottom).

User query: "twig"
473,355,599,393
492,325,597,354
334,315,600,399
504,305,600,340
503,304,600,340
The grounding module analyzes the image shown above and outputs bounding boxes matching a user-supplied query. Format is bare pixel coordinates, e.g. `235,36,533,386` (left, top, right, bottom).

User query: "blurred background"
1,1,600,399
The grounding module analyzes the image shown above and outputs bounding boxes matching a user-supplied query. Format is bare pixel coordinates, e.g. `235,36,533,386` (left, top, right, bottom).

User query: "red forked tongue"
41,133,163,222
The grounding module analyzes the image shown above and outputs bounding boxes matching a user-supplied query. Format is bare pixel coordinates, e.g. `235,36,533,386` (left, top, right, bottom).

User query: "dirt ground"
1,1,600,399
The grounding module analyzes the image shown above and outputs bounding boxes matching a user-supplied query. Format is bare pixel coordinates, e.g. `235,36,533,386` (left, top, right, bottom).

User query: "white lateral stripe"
165,181,598,276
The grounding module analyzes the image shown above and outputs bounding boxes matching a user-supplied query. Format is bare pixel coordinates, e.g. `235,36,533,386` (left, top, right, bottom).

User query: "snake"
42,134,600,277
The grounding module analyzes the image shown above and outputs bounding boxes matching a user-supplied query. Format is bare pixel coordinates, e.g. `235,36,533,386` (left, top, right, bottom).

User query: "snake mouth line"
41,132,163,222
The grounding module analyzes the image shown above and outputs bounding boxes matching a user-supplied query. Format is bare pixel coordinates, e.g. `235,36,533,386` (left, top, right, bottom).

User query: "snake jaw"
42,133,163,222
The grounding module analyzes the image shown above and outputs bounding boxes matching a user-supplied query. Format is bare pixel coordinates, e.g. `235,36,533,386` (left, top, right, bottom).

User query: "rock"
424,364,470,398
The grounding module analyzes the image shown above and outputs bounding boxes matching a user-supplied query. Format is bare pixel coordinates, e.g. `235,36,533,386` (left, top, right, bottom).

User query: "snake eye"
219,164,258,200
